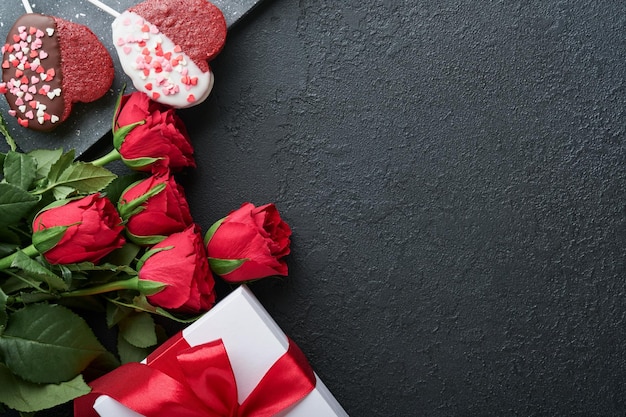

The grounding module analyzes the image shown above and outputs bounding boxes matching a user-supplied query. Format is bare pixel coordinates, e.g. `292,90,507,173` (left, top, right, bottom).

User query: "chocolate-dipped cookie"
0,13,114,131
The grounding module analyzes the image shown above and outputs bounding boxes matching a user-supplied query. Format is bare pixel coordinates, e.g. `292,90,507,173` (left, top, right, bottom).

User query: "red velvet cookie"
129,0,226,73
0,13,114,131
112,0,227,108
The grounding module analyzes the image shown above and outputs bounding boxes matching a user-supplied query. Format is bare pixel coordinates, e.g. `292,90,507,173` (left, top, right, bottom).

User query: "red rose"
139,224,216,314
118,173,193,245
205,202,292,283
32,194,125,265
113,92,195,174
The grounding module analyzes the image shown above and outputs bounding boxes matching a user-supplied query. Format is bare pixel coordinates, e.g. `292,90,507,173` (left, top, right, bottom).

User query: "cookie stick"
20,0,33,14
86,0,227,109
84,0,120,18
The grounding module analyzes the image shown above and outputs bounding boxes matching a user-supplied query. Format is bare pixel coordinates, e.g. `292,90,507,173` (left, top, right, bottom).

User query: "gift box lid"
93,285,349,417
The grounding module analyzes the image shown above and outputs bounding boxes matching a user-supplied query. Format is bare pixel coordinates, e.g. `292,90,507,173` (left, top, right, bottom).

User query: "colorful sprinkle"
1,16,64,129
112,11,212,108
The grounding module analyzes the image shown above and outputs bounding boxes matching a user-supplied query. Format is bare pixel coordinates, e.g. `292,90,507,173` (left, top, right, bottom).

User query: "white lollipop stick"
85,0,121,18
21,0,33,14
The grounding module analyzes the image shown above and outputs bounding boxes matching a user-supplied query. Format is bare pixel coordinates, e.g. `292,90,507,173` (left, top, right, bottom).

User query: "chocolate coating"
1,14,64,131
0,13,114,131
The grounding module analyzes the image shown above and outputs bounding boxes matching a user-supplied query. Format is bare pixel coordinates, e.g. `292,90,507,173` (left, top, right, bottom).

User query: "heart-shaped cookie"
0,13,114,131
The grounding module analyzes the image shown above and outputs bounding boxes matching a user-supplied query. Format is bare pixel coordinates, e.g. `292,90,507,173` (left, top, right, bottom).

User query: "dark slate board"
0,0,263,156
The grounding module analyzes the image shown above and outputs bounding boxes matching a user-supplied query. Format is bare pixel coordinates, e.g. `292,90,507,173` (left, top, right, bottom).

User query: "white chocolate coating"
112,11,213,108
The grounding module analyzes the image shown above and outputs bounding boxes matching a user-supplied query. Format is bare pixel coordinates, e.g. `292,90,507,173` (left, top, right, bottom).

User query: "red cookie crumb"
54,17,114,122
129,0,227,73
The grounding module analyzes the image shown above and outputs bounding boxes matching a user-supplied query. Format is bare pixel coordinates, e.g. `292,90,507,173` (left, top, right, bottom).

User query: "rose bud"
32,194,125,265
113,91,195,174
138,224,216,314
118,173,193,245
204,202,292,283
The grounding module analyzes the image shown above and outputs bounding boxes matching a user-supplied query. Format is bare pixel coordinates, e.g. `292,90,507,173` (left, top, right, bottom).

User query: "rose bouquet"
0,91,291,416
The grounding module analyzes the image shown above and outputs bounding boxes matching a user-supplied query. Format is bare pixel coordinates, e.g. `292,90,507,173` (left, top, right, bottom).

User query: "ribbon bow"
74,333,316,417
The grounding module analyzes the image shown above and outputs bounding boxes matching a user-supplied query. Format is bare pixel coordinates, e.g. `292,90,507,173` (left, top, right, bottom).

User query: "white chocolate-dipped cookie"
112,0,226,108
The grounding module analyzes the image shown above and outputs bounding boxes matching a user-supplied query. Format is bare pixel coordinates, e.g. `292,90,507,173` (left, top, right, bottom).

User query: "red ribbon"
74,333,316,417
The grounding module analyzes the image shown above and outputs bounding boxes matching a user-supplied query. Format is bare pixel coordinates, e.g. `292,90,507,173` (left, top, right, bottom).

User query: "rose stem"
90,148,122,166
0,244,37,270
59,277,164,298
6,277,149,304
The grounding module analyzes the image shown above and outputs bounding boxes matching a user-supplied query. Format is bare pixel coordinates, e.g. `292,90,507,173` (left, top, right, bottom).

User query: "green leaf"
0,275,35,294
62,261,136,275
16,292,55,304
10,251,68,291
0,113,16,151
58,261,137,291
106,301,132,328
103,241,141,267
51,185,76,201
103,172,146,206
0,287,7,334
28,148,63,179
0,363,91,413
208,257,248,276
117,334,150,364
0,244,17,258
0,304,108,384
45,150,74,183
0,183,40,228
53,162,117,194
57,264,75,287
0,226,21,247
4,151,37,190
118,312,157,349
0,239,20,258
34,156,117,199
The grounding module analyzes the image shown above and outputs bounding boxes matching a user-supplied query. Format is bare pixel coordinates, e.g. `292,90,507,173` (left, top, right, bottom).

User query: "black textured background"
4,0,626,416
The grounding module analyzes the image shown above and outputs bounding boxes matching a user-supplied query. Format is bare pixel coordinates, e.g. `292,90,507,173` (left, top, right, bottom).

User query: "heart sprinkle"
1,15,63,129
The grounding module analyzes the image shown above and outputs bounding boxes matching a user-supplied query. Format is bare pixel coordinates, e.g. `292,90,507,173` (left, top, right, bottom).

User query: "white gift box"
92,285,349,417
